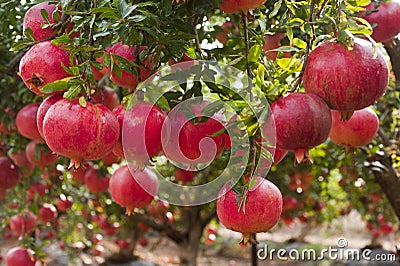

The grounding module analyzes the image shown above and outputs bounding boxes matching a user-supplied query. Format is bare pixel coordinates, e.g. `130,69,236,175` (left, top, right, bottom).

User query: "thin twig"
193,15,202,58
242,13,253,102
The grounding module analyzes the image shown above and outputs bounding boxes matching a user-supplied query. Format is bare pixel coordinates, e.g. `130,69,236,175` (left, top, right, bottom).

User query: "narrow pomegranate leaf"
40,9,51,24
40,80,68,94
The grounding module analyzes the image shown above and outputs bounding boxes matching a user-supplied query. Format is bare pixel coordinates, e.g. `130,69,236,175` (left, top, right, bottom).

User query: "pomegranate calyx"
68,159,82,170
26,73,44,89
339,110,355,121
294,148,313,165
239,232,258,246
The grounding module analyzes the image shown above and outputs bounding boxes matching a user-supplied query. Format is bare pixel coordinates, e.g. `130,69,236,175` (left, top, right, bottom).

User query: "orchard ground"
0,210,398,265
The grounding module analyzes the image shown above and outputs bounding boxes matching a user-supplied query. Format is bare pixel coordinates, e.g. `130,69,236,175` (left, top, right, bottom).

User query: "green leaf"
40,9,51,24
79,96,87,107
247,177,257,190
23,28,35,41
117,0,137,19
276,58,302,72
63,84,82,100
269,0,283,18
293,38,307,49
248,45,262,63
40,80,69,94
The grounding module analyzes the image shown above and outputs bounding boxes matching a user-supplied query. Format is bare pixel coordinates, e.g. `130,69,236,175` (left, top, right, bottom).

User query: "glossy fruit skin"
9,211,37,237
270,93,332,163
361,1,400,43
19,41,72,96
42,99,120,167
6,247,36,266
109,165,158,213
16,103,42,141
329,107,379,148
91,87,120,111
112,105,125,158
26,140,58,168
84,166,110,194
9,150,34,175
0,157,21,191
303,38,389,117
220,0,266,14
105,43,153,90
123,102,166,167
37,94,63,139
216,176,282,245
174,169,196,183
23,2,59,41
162,101,226,166
39,204,58,223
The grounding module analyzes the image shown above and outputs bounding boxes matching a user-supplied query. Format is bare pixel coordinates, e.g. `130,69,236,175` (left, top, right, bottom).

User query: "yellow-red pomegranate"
270,93,332,163
360,0,400,43
303,38,389,119
37,94,63,139
109,165,158,214
216,176,282,245
329,107,379,148
42,99,120,168
19,41,72,95
6,247,36,266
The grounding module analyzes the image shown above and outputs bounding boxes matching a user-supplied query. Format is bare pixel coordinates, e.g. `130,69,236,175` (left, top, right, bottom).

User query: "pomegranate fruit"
123,102,166,168
90,54,107,81
303,38,389,119
37,94,63,139
19,41,72,95
42,99,120,168
9,150,34,175
270,92,332,163
174,168,196,183
39,204,58,223
84,166,110,194
26,140,58,168
282,195,298,211
101,152,121,165
0,157,21,191
216,176,282,245
329,107,379,148
105,43,153,90
220,0,266,14
360,0,400,43
263,33,292,60
91,86,120,110
109,165,158,214
162,101,226,167
69,161,91,183
26,183,47,201
9,210,37,236
16,103,42,141
57,194,73,212
6,247,36,266
23,1,60,41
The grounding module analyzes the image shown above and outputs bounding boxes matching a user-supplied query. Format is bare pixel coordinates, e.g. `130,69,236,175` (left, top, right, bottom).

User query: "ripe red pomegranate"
270,93,332,163
109,165,158,214
303,38,389,119
174,168,196,183
282,195,298,211
91,87,120,110
105,43,153,90
112,105,125,158
101,152,121,165
9,210,37,236
220,0,266,14
360,0,400,43
23,2,59,41
90,54,106,81
16,103,42,141
6,247,36,266
162,101,226,167
42,99,120,168
263,33,292,60
39,204,58,223
26,140,58,168
380,222,394,235
216,176,282,245
26,183,47,201
216,22,239,44
19,41,72,95
0,157,21,191
37,94,63,139
329,107,379,148
9,150,35,175
123,102,166,168
57,194,73,212
84,166,110,194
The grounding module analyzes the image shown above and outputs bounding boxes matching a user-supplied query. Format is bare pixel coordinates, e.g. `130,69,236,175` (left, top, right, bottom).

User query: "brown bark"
384,39,400,83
